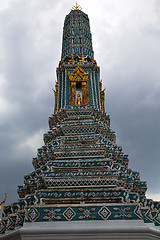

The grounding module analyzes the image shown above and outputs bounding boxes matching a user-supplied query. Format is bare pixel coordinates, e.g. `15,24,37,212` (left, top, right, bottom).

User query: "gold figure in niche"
68,65,89,106
77,93,81,106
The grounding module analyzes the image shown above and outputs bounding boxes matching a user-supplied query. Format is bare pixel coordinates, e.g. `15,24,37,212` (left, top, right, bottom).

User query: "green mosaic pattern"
61,10,94,60
25,205,142,222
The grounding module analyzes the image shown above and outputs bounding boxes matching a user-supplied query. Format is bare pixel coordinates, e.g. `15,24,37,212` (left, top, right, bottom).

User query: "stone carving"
98,207,111,220
78,208,96,219
63,207,76,221
43,209,61,220
113,207,132,219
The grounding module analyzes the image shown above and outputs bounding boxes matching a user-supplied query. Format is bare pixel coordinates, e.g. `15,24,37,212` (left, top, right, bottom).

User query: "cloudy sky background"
0,0,160,213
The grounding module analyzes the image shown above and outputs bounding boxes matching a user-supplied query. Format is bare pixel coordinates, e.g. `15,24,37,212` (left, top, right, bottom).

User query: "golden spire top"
71,2,82,11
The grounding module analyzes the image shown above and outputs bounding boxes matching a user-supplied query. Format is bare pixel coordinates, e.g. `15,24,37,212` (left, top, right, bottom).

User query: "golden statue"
77,93,81,106
69,65,89,106
0,193,7,210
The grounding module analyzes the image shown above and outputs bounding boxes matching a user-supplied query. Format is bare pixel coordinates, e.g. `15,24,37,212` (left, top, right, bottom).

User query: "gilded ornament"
79,56,86,62
53,81,58,114
0,193,7,210
71,2,82,11
99,80,105,111
69,65,89,106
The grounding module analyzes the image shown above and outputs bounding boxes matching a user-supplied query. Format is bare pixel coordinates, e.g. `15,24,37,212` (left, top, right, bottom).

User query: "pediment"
68,65,88,82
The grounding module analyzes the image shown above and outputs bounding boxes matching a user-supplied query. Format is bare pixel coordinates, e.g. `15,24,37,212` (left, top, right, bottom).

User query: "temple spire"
1,5,160,237
61,7,94,60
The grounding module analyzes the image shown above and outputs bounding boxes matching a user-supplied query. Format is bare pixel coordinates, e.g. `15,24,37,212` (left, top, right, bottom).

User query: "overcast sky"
0,0,160,213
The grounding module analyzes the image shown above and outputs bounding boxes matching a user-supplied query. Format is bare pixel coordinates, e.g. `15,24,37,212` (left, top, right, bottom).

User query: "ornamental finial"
0,193,7,210
71,2,82,11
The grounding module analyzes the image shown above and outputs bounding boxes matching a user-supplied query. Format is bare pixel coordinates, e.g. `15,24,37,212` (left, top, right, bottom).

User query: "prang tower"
54,5,103,113
1,4,160,239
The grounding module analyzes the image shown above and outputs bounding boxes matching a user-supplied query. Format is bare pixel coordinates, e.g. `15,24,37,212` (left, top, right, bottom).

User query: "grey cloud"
0,0,73,214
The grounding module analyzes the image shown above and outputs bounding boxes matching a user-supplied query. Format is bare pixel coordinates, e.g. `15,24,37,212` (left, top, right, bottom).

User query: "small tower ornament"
0,193,7,210
71,2,82,11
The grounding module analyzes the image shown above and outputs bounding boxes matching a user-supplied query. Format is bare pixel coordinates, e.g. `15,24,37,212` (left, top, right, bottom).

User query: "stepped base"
1,220,160,240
